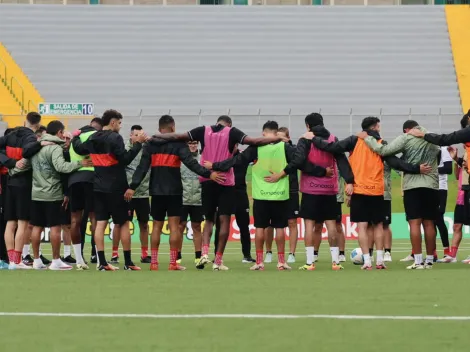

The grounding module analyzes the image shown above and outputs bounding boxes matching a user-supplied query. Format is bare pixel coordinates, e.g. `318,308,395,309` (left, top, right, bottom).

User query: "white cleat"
264,252,272,263
400,254,414,262
49,261,73,271
461,255,470,264
16,262,32,270
338,254,346,263
277,262,292,271
250,263,265,271
384,252,392,262
76,263,90,271
212,263,229,271
424,262,433,269
406,263,425,270
8,262,16,270
437,255,457,263
32,262,47,270
287,254,296,263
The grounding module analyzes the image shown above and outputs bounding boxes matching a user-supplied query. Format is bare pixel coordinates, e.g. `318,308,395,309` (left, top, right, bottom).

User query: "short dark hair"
305,113,324,130
26,112,41,126
90,117,103,127
278,127,290,138
101,110,122,126
4,128,12,136
402,120,419,132
35,125,46,136
159,115,175,130
217,115,232,127
131,125,143,132
361,117,380,130
46,120,65,136
461,110,470,129
262,120,279,132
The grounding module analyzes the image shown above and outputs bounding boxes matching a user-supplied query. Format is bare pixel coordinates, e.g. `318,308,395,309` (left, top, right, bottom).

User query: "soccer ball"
350,248,364,265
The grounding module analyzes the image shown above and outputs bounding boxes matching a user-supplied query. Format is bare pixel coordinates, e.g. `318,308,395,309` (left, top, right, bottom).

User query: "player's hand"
407,128,425,138
62,196,69,210
136,133,148,144
81,158,93,167
264,171,284,183
210,172,225,184
448,146,458,161
40,141,54,147
346,196,351,208
203,161,213,170
325,167,334,177
278,135,289,143
356,131,368,140
301,132,314,140
419,163,432,174
124,189,135,202
72,129,82,137
345,184,354,196
15,158,26,169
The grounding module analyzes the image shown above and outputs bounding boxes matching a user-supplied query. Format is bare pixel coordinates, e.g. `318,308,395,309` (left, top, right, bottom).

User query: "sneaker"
250,263,265,271
376,263,387,270
195,255,211,269
169,264,186,271
61,255,76,265
242,257,256,263
22,254,33,266
16,262,33,270
406,262,425,270
150,263,159,271
437,255,457,263
277,262,291,271
76,263,89,271
332,263,344,271
48,261,72,271
90,255,97,264
462,255,470,264
424,262,433,269
400,254,414,262
8,262,16,270
212,263,229,271
287,254,296,263
264,252,272,263
384,252,392,262
361,264,372,271
140,256,151,264
338,254,346,263
97,264,118,271
33,261,47,270
109,256,119,264
40,255,51,265
299,264,315,271
313,255,318,263
0,260,9,270
124,264,142,271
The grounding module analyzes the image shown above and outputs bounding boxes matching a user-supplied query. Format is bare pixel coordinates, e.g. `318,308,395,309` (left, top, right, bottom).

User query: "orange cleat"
169,264,186,271
150,263,159,271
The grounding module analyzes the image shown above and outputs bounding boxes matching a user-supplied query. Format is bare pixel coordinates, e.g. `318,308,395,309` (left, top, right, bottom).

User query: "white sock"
22,244,30,258
425,255,434,264
39,244,43,256
363,253,371,266
33,258,42,266
414,253,423,265
330,247,339,264
64,245,71,257
376,250,384,264
73,244,84,264
306,246,314,265
95,245,100,266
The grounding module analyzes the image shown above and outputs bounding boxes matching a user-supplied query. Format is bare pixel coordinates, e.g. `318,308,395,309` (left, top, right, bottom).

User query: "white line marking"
0,312,469,321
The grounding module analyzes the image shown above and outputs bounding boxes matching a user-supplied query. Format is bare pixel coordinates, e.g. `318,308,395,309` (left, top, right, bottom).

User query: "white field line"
0,312,470,321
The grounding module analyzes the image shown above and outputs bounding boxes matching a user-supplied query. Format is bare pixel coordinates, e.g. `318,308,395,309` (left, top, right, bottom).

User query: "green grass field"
1,239,470,352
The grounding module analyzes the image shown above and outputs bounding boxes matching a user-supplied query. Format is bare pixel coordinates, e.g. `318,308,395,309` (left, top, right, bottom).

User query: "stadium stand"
0,5,464,140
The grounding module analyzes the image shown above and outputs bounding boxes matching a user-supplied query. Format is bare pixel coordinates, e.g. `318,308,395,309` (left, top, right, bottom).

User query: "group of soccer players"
0,109,469,271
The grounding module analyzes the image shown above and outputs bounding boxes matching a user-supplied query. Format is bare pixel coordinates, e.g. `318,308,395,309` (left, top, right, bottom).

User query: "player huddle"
0,109,469,271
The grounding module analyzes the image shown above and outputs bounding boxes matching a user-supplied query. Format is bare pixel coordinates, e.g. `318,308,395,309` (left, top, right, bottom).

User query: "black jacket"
424,128,470,146
233,150,249,192
72,130,142,193
131,138,212,196
68,125,97,187
0,127,41,187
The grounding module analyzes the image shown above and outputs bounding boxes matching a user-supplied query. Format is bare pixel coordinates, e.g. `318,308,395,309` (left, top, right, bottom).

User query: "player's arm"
178,145,212,178
439,161,453,175
71,136,91,156
211,145,257,172
112,134,142,166
423,128,470,146
283,138,309,175
363,135,405,157
335,153,354,184
383,155,423,174
153,132,191,142
0,151,18,169
22,133,42,159
311,135,357,154
129,145,151,191
454,162,460,180
50,146,82,174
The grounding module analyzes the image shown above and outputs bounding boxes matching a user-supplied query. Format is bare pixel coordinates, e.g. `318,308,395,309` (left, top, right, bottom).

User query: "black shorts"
69,182,94,212
151,195,182,221
300,194,337,222
439,189,447,213
350,194,384,224
181,205,204,223
383,200,392,226
30,200,63,228
61,203,71,225
454,204,470,225
404,188,439,221
128,198,150,223
94,192,130,226
201,181,235,219
287,193,300,220
336,202,343,224
5,185,31,221
253,199,288,229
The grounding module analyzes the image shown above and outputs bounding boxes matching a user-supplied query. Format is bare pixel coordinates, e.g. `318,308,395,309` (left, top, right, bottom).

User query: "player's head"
461,110,470,129
402,120,419,133
217,115,232,127
278,127,290,141
46,120,65,139
25,112,42,131
35,125,46,140
159,115,175,134
187,140,198,153
305,113,323,132
130,125,143,144
63,131,72,149
361,117,381,132
90,117,103,131
102,110,123,132
262,120,278,137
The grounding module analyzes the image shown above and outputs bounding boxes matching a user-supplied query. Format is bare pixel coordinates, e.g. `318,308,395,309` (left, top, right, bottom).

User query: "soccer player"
126,115,224,271
383,162,393,262
308,117,431,270
154,115,284,271
360,120,439,269
336,175,346,262
29,121,92,270
72,109,145,271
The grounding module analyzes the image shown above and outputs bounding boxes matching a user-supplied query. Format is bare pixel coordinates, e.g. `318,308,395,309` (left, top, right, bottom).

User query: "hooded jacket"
31,134,81,201
125,140,150,198
181,151,202,206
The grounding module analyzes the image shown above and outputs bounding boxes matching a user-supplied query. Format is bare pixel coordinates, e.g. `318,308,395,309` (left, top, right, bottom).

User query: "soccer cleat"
150,263,159,271
250,263,265,271
16,262,33,270
264,252,272,263
124,264,142,271
33,261,48,270
313,255,318,263
277,262,292,271
384,252,392,262
61,255,76,265
8,262,16,270
176,259,182,264
140,256,151,264
437,255,457,263
287,254,296,263
0,260,9,270
169,264,186,271
461,255,470,264
332,263,344,271
109,256,119,264
242,257,256,263
97,264,118,271
194,258,200,265
299,264,315,271
48,262,72,271
212,263,229,271
361,264,372,271
424,262,433,269
338,254,346,263
400,254,414,262
40,255,51,265
76,263,89,271
90,255,97,264
22,254,34,266
376,263,387,270
195,255,211,269
406,263,425,270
